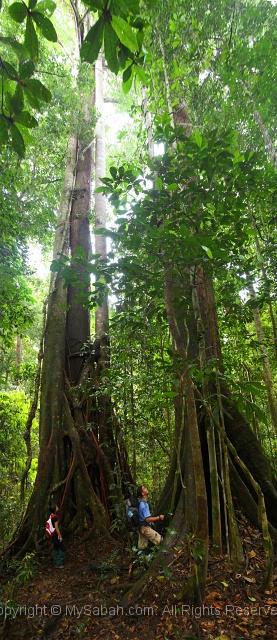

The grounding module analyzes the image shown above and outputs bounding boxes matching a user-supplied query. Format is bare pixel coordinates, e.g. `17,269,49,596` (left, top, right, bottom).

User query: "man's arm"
145,514,164,523
54,520,63,541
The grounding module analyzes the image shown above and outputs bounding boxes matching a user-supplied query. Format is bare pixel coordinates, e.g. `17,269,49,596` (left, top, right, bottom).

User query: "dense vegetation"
1,0,277,606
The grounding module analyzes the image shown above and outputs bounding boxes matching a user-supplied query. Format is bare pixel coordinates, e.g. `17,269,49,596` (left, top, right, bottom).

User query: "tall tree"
4,0,143,553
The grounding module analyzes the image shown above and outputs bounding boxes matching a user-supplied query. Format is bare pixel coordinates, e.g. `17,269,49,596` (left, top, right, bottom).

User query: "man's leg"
140,526,163,546
138,529,149,549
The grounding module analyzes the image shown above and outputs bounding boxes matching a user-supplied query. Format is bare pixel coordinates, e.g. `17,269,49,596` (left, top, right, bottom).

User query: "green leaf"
10,85,24,116
23,86,40,110
1,60,19,80
135,64,147,85
29,0,37,8
36,0,56,14
164,391,178,398
24,78,52,103
122,63,134,93
81,0,103,8
194,130,203,148
14,111,38,128
16,123,36,145
110,166,117,178
201,245,213,259
155,177,163,190
9,2,28,23
19,59,36,79
166,183,178,191
104,23,120,74
122,63,132,83
31,11,57,41
0,115,9,145
116,0,140,14
163,565,172,580
10,123,25,157
111,15,138,52
80,18,104,64
0,37,30,61
24,15,39,59
251,403,268,425
118,43,129,68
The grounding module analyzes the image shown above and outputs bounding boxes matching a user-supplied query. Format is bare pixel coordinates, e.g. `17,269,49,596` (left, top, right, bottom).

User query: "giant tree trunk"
163,266,209,603
4,111,111,555
4,26,114,558
193,268,277,530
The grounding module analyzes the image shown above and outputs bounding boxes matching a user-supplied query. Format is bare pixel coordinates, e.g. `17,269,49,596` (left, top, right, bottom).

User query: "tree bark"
94,52,109,339
163,264,209,603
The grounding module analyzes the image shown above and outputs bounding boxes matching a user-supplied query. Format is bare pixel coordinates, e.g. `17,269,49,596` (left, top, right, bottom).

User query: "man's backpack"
125,495,140,532
46,514,56,538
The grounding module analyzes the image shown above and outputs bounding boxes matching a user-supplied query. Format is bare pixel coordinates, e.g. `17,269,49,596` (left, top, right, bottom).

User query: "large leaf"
118,43,130,68
0,37,30,61
122,64,134,94
81,0,103,8
122,63,132,83
8,2,28,23
23,86,40,110
32,11,57,41
111,15,138,52
24,78,52,103
135,63,147,85
14,110,38,128
35,0,56,15
24,15,39,59
110,0,140,16
104,23,120,74
80,18,104,64
16,123,36,146
0,115,9,145
10,85,24,116
1,60,19,80
109,0,129,16
155,177,163,190
19,59,36,79
10,123,25,157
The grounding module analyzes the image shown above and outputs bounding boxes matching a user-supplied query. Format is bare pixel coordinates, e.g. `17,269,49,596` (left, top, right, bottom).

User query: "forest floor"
0,519,277,640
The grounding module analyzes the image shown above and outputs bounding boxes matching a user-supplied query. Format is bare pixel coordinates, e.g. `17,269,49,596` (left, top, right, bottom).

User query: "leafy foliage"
0,390,38,546
94,110,277,458
0,0,149,156
0,0,57,156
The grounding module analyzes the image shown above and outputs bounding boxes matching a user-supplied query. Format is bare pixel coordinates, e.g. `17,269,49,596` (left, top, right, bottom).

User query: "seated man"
137,485,164,549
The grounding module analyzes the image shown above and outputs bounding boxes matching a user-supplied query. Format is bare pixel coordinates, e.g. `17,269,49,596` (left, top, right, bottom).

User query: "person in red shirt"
50,504,65,568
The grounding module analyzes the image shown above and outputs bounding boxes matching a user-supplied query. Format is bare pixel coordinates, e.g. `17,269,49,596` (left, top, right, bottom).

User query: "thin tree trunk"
247,279,277,436
250,210,277,364
95,52,109,339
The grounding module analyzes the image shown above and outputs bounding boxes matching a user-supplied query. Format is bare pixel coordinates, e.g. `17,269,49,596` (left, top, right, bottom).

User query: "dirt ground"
0,521,276,640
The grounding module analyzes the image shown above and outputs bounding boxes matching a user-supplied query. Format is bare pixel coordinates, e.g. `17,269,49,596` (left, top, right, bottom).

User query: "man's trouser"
138,526,163,549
